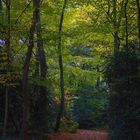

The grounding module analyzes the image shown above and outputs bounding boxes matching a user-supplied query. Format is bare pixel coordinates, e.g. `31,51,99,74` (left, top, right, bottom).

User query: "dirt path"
49,129,108,140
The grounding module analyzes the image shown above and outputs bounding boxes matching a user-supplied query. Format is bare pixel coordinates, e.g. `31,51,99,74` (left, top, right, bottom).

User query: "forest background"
0,0,140,140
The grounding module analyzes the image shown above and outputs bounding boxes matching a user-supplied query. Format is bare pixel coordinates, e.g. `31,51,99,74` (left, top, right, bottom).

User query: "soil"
49,129,108,140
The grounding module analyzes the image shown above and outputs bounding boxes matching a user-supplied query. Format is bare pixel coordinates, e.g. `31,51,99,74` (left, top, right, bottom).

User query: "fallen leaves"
49,129,108,140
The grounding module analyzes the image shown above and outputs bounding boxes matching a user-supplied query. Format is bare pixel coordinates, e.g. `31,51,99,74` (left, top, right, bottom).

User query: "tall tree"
0,0,2,13
54,0,67,132
113,0,120,52
136,0,140,46
124,0,129,49
105,0,124,53
36,1,47,79
112,0,124,53
33,0,48,132
3,0,11,137
22,1,37,139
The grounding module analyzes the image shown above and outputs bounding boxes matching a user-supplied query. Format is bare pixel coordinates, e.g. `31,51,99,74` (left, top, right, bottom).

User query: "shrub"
105,49,140,140
59,117,78,133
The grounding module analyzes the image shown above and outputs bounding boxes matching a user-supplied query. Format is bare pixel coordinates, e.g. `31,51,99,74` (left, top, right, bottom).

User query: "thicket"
105,46,140,140
72,81,108,130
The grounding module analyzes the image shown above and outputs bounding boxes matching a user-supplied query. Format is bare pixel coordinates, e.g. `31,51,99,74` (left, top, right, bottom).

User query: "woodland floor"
49,129,108,140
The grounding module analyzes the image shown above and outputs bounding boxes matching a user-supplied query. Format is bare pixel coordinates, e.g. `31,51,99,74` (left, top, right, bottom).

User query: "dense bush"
72,81,108,130
105,49,140,140
59,117,78,133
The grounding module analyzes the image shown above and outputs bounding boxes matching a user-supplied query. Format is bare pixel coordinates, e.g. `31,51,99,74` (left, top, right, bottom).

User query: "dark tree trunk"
34,48,40,78
0,0,2,13
124,0,129,49
54,0,67,132
110,0,125,53
22,2,37,139
33,0,48,132
3,0,11,137
35,0,47,79
136,0,140,46
113,0,120,53
3,87,8,137
114,31,120,52
107,0,110,15
9,109,19,132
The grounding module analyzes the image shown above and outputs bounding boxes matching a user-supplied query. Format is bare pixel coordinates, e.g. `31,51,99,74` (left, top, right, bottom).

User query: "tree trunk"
9,109,19,133
113,0,120,53
22,34,34,140
107,0,110,15
54,0,67,132
22,2,36,139
136,0,140,46
34,48,40,78
0,0,2,13
34,0,48,132
3,87,8,137
35,0,47,79
124,0,129,49
3,0,11,137
114,31,120,53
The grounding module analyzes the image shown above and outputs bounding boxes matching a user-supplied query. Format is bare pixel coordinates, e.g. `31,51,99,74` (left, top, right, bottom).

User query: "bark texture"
55,0,67,132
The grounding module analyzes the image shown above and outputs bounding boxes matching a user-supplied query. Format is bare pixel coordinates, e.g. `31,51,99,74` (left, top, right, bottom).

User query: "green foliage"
72,81,108,130
59,117,78,133
0,0,139,138
105,48,140,140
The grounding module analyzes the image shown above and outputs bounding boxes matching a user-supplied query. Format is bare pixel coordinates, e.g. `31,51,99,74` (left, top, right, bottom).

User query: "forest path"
49,129,108,140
